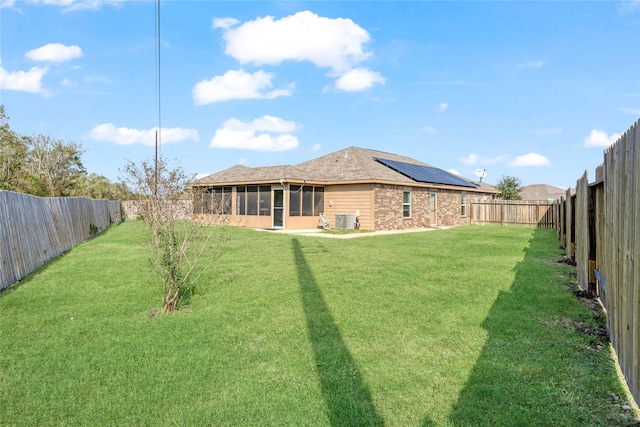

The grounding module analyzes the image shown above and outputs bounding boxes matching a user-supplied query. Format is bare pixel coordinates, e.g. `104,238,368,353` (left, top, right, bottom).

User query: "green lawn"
1,222,637,426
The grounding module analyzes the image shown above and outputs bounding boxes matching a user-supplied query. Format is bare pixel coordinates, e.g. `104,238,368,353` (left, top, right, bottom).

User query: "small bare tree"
121,155,221,313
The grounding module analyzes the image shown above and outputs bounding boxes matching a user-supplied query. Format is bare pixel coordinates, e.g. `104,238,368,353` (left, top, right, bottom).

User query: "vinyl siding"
324,184,374,230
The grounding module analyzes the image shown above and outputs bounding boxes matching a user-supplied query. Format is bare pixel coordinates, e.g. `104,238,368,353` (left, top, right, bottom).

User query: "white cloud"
584,129,621,148
311,144,322,151
232,115,298,133
192,69,292,105
438,103,448,112
461,153,478,165
212,17,239,30
619,0,640,12
460,153,508,166
447,168,460,175
0,59,48,93
518,60,545,69
215,10,384,92
218,11,371,72
25,43,83,62
335,68,385,91
88,123,199,146
509,153,551,167
210,116,299,151
1,0,16,8
24,0,124,12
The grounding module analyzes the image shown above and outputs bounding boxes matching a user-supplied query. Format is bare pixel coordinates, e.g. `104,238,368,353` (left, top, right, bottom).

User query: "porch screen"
236,187,245,215
259,186,271,216
237,186,271,216
290,186,324,216
193,187,231,214
246,186,258,215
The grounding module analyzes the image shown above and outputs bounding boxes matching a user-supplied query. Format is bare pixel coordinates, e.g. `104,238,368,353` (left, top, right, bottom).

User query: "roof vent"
335,214,356,230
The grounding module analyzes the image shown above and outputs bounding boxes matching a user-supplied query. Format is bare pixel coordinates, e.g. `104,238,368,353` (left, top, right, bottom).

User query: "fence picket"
0,191,122,290
470,200,556,228
556,118,639,404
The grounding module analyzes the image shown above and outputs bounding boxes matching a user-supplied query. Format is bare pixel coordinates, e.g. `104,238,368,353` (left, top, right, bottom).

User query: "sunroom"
193,184,325,229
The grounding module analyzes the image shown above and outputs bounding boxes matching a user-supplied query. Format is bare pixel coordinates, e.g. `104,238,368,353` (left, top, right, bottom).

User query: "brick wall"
373,184,490,230
435,190,469,226
373,184,432,230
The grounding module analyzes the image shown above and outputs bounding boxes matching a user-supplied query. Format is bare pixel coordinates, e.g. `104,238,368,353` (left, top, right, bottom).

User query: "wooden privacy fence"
470,200,556,228
557,118,639,404
0,191,122,290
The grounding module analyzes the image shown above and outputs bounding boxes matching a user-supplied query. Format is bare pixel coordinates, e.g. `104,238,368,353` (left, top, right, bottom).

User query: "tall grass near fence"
0,190,122,290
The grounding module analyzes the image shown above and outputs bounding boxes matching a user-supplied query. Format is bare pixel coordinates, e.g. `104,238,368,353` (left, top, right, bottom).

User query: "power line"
156,0,161,144
154,0,161,195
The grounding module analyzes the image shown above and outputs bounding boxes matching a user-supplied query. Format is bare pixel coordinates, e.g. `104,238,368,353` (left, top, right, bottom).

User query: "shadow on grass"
292,238,384,427
424,228,626,426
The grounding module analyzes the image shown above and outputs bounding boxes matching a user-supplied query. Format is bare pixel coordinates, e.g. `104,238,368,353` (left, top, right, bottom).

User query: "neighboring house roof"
521,184,568,201
192,146,499,193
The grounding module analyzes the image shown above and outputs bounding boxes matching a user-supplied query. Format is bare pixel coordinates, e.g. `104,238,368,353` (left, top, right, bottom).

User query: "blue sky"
1,0,639,189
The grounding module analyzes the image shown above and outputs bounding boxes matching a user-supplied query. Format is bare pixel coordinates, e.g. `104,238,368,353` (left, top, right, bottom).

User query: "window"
246,186,258,215
289,185,301,216
193,188,206,214
259,186,271,216
210,188,222,214
236,186,271,216
223,187,232,214
302,186,313,216
209,188,232,214
236,187,245,215
403,191,411,218
193,187,231,214
461,193,467,216
313,187,324,215
290,186,324,216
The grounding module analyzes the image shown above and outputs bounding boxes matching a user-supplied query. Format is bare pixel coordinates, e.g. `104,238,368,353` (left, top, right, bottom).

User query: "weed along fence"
0,191,122,290
470,200,556,228
556,118,639,404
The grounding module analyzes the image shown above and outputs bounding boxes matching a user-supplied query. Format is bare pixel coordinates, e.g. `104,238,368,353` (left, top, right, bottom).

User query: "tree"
23,134,86,197
0,105,128,199
120,155,222,313
0,105,29,192
71,173,133,200
496,175,523,200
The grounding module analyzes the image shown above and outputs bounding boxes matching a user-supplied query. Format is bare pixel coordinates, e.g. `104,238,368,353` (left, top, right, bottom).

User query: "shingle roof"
521,184,568,201
192,146,494,191
193,164,317,185
295,147,427,183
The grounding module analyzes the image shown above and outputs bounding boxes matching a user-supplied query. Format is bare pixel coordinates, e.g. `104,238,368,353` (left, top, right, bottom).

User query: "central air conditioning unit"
334,213,356,230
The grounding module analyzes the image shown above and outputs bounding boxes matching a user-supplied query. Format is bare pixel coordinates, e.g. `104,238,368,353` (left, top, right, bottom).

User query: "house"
190,147,500,230
520,184,567,201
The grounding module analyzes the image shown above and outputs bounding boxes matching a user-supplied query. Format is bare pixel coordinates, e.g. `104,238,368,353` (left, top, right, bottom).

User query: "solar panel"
375,157,478,188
